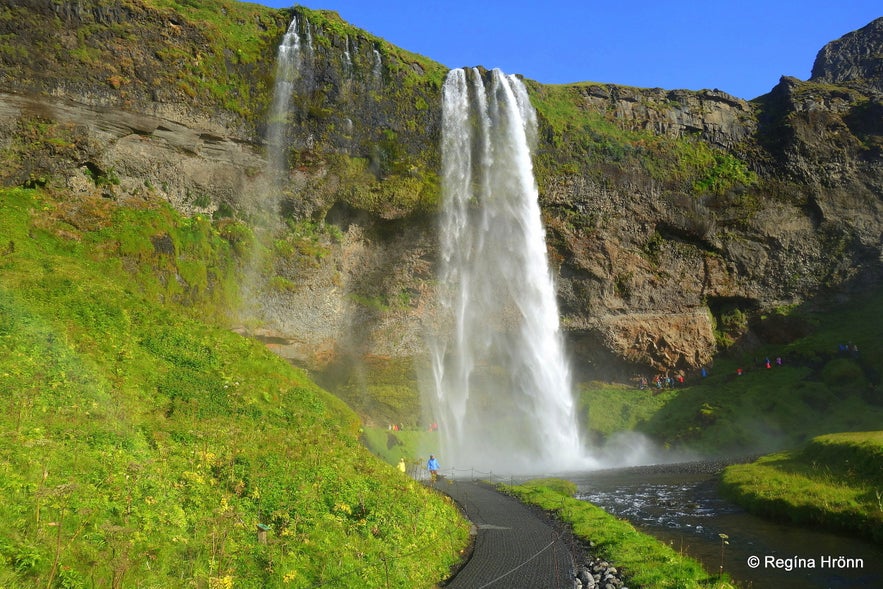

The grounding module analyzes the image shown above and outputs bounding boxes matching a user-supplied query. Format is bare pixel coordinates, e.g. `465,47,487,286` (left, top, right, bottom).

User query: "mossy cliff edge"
1,1,881,410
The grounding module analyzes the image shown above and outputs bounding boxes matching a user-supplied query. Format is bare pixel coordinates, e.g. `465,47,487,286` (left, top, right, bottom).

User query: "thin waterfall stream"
266,16,301,184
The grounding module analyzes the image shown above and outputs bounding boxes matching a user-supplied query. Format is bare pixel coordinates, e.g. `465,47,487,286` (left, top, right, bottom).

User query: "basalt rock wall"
0,1,881,381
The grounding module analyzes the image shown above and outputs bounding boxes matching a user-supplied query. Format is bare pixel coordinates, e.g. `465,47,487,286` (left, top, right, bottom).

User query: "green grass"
317,355,425,428
577,381,677,443
504,480,736,589
361,427,440,470
577,290,883,456
720,432,883,542
0,187,470,587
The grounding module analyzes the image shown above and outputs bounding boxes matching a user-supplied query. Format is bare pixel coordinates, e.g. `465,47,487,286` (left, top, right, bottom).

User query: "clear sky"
251,1,881,100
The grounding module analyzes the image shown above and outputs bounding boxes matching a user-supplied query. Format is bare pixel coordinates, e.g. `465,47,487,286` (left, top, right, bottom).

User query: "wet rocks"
574,556,627,589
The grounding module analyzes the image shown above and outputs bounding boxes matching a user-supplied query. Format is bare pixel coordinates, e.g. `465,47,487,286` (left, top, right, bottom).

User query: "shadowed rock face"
0,3,881,382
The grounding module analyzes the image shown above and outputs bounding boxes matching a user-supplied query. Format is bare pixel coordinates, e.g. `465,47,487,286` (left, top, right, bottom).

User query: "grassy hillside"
578,290,883,456
720,432,883,542
0,187,469,588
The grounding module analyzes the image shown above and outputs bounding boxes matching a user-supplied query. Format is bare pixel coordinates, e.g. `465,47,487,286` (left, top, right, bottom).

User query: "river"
568,462,882,588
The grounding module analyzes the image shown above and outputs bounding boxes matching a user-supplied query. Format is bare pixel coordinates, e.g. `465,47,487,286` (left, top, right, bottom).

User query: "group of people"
737,355,784,375
638,373,687,390
636,354,793,386
396,454,440,482
838,342,860,358
388,422,440,432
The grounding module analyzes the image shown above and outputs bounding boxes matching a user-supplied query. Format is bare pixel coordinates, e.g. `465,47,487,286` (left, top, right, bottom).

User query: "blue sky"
251,1,881,99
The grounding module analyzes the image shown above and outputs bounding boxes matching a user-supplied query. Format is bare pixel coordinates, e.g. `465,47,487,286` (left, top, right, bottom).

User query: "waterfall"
429,68,589,474
343,36,352,73
371,48,382,87
266,16,301,182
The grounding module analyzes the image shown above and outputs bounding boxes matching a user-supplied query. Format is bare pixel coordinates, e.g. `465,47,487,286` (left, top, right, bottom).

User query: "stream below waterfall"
568,462,882,588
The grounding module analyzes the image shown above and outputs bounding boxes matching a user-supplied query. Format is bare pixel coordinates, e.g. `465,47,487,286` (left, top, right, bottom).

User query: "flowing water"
266,16,302,183
571,463,883,588
428,67,588,474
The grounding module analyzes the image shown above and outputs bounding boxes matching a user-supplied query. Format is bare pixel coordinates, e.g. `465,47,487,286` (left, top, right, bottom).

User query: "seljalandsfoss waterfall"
427,68,589,474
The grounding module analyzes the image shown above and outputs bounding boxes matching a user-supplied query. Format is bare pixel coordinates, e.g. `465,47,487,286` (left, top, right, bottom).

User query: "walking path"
432,478,576,589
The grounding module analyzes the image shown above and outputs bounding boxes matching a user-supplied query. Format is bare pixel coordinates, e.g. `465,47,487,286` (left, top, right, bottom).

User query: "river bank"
570,460,883,588
503,478,736,588
720,431,883,544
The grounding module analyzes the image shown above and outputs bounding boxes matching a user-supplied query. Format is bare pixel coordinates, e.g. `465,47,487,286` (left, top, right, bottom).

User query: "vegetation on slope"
720,432,883,543
1,0,445,118
0,0,285,116
577,290,883,456
0,0,448,221
0,187,469,587
527,82,757,197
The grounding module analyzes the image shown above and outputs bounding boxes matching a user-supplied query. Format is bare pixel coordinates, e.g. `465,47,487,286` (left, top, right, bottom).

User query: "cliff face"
811,17,883,94
1,1,881,383
536,68,883,374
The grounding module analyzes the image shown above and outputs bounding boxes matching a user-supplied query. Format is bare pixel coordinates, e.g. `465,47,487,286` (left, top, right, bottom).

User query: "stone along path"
435,479,576,588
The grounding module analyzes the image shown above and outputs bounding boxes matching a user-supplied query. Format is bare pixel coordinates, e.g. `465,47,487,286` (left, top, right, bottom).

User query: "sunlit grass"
0,187,470,587
720,432,883,542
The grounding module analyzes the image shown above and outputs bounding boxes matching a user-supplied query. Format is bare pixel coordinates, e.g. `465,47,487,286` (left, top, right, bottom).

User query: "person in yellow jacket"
397,457,406,473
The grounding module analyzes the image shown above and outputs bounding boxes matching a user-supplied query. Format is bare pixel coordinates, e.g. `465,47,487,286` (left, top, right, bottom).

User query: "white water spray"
266,17,301,181
429,68,589,474
371,48,383,87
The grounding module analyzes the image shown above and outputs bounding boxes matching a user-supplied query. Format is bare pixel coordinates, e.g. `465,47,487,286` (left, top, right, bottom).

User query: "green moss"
527,82,756,199
329,154,440,217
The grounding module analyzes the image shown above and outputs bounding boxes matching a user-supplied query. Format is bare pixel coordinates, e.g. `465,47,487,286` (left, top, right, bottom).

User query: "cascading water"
266,17,301,182
371,48,383,87
428,67,590,474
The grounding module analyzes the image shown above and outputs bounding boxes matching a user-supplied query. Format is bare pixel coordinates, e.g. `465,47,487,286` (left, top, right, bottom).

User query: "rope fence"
417,466,579,589
308,461,580,588
408,464,541,487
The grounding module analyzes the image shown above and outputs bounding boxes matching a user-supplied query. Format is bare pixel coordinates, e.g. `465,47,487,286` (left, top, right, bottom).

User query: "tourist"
397,458,406,473
427,455,440,482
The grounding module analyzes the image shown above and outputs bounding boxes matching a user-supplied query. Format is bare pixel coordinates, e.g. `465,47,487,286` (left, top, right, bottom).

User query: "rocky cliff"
1,1,881,397
811,17,883,94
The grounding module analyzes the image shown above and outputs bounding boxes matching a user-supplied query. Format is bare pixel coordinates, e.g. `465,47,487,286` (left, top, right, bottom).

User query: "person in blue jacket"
427,455,440,481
